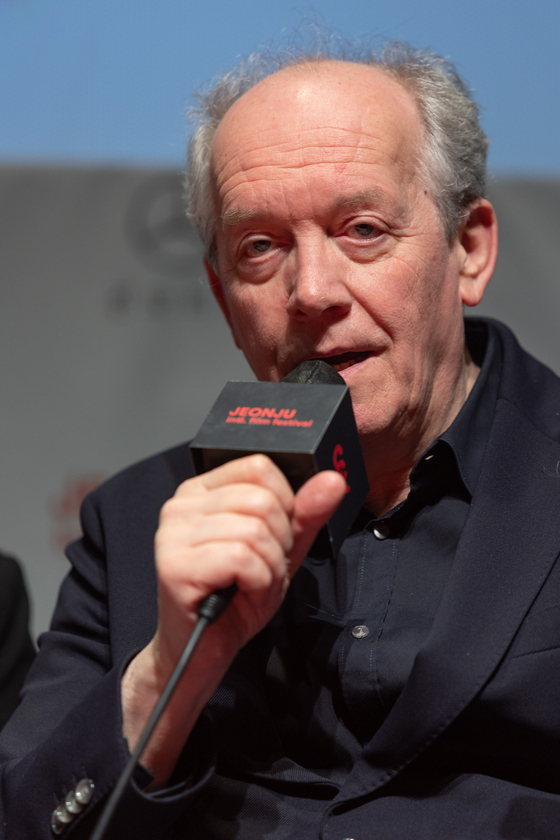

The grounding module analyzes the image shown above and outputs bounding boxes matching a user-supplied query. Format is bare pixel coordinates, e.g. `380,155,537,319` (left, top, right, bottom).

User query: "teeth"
333,358,357,372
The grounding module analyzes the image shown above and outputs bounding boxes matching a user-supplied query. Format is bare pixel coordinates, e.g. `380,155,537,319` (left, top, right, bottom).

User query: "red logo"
225,406,313,428
228,406,297,419
333,444,350,493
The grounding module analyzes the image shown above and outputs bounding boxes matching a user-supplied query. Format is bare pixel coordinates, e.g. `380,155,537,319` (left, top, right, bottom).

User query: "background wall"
1,0,559,637
1,165,559,636
0,164,253,635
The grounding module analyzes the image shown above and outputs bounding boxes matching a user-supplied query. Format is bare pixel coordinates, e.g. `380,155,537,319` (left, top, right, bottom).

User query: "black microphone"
90,362,369,839
189,359,369,560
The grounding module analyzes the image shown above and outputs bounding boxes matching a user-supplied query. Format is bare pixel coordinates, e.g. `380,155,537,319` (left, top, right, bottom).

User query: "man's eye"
353,223,375,237
252,240,271,253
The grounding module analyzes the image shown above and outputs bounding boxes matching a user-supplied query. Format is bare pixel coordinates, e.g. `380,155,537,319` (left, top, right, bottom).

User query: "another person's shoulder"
0,551,35,732
0,552,28,609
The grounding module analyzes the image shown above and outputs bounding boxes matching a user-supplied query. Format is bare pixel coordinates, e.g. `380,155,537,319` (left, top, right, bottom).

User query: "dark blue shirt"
270,320,501,783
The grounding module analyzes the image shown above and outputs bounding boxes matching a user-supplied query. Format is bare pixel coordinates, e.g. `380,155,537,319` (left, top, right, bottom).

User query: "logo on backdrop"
106,173,209,319
125,173,202,277
49,473,107,554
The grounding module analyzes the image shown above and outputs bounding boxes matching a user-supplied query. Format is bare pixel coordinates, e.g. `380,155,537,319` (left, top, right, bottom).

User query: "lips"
312,350,372,373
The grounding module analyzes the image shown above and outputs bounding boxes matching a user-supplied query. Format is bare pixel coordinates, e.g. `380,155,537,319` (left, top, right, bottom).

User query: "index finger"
180,453,295,513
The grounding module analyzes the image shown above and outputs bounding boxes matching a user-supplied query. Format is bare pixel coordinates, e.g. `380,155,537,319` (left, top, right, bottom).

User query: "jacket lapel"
334,396,560,804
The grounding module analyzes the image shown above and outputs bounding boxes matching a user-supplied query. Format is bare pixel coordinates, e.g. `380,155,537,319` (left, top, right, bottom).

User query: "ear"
455,199,498,307
204,258,242,349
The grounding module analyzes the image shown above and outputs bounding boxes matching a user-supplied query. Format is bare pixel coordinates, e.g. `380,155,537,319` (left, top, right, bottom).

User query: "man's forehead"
212,60,422,164
210,62,424,227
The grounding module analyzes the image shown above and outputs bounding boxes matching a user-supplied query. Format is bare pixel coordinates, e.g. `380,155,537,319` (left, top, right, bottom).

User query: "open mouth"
314,351,372,373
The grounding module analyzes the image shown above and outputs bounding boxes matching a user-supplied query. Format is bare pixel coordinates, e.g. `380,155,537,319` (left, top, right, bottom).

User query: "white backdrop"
0,165,559,637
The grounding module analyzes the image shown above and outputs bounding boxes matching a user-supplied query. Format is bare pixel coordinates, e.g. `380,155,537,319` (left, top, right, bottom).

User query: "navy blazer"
2,318,560,839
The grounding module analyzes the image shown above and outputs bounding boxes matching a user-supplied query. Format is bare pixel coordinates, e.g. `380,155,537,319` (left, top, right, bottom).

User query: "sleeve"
0,487,216,840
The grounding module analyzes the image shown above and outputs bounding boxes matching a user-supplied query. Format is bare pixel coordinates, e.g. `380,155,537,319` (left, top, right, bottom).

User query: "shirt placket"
338,520,400,741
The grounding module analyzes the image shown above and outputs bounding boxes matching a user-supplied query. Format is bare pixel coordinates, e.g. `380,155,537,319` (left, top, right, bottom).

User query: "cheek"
353,260,423,341
225,289,287,378
361,244,455,333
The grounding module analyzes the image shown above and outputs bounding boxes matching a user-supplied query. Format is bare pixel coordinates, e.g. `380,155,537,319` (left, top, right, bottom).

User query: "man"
2,43,560,839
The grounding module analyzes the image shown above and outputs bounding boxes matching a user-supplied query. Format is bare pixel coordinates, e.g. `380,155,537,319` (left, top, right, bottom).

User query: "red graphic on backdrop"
50,473,107,554
333,444,351,493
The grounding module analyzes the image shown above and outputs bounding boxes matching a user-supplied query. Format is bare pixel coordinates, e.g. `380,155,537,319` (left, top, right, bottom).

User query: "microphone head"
190,357,369,557
281,359,345,386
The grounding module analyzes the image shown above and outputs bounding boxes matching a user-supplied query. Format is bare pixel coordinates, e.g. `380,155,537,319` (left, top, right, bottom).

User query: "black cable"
90,585,237,840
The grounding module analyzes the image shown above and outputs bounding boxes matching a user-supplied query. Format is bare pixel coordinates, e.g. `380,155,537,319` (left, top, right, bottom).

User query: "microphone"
189,360,369,559
90,362,368,839
280,358,346,385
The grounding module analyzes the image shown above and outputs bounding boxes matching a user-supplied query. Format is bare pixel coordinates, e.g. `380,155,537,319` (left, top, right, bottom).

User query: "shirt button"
373,520,390,540
351,625,370,639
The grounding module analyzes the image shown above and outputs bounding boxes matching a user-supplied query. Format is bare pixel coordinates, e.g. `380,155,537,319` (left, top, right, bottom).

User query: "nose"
285,238,353,322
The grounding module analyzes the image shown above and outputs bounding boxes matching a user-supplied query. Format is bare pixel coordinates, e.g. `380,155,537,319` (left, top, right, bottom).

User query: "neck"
362,348,480,517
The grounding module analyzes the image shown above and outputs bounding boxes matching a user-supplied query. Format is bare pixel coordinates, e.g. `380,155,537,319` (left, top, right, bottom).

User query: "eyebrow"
221,187,389,227
333,189,387,213
222,208,260,226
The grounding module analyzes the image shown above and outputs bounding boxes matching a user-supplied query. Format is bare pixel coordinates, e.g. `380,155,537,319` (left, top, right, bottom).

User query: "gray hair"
185,41,489,270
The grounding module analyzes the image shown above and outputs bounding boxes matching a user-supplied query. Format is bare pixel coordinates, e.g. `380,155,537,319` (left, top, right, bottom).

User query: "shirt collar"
434,318,501,497
354,319,502,530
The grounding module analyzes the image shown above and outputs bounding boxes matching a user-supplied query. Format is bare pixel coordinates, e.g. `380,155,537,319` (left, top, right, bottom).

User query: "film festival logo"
107,173,209,319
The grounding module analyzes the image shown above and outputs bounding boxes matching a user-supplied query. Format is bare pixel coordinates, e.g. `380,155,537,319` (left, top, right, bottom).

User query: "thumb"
288,471,347,572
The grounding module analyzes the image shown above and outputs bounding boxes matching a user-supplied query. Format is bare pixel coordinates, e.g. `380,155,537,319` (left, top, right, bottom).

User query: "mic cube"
189,380,369,558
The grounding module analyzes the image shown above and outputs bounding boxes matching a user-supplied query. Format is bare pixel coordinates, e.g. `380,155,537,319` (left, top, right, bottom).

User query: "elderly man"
2,43,560,840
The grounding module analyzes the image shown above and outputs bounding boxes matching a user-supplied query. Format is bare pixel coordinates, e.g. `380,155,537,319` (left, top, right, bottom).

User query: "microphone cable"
89,585,236,840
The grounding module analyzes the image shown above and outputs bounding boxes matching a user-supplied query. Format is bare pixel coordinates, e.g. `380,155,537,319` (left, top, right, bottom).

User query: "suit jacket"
2,318,560,839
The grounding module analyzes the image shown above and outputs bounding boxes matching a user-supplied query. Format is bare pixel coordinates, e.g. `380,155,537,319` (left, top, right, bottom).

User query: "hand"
122,454,346,785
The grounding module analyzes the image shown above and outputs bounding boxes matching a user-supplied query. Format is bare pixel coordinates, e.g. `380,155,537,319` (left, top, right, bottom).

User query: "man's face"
208,62,474,450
